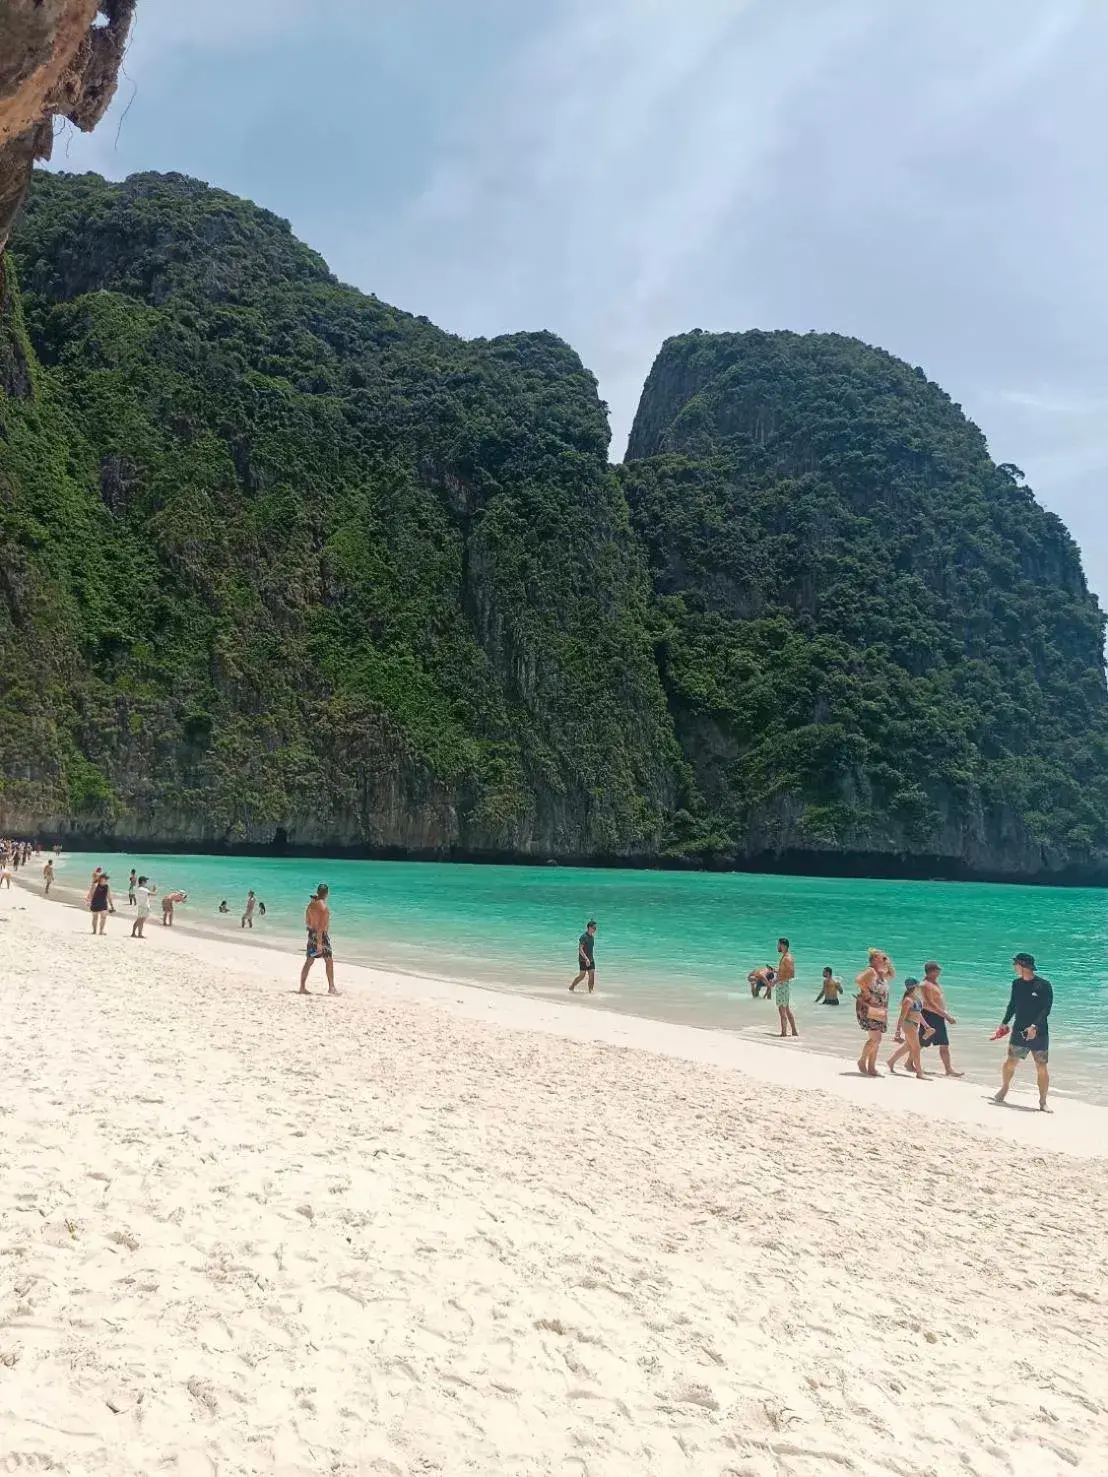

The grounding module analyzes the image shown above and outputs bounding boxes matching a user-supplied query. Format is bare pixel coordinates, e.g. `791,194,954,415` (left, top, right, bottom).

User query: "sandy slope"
1,885,1106,1477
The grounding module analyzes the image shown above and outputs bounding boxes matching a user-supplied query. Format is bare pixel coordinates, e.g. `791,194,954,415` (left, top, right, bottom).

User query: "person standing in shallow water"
300,884,338,995
994,952,1053,1112
242,890,257,929
815,967,843,1005
569,921,597,993
42,858,54,896
770,936,798,1037
920,960,963,1077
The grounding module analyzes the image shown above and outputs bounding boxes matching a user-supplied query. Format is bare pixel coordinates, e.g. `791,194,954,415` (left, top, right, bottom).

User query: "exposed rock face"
0,1,134,252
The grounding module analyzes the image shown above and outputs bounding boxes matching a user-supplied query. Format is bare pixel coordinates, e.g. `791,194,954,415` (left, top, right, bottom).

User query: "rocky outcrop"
0,1,134,252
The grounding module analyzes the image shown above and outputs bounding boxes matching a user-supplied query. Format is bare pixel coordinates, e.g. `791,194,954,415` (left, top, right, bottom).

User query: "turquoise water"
57,853,1108,1102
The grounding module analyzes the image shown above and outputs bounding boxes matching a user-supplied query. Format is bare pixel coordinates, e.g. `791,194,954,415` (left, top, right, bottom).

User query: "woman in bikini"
887,977,934,1079
855,947,895,1076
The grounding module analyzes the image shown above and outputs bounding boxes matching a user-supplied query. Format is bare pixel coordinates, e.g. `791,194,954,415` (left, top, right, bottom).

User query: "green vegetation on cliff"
624,330,1108,869
2,171,1106,877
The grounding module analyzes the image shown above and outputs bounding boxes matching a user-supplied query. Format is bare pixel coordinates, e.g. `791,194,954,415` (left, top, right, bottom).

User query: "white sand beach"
2,883,1107,1477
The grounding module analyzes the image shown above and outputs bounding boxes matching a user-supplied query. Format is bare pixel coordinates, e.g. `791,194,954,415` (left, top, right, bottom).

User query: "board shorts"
306,928,333,960
921,1010,948,1047
1009,1034,1048,1063
822,997,840,1006
578,955,595,973
774,982,791,1008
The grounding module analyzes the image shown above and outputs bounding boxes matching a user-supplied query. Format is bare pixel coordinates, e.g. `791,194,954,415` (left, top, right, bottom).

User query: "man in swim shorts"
300,884,337,995
920,960,963,1076
570,921,597,993
993,952,1053,1111
748,965,775,998
771,936,798,1037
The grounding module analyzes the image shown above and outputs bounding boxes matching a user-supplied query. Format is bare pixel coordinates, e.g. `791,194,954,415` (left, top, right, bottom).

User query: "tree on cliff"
2,170,1107,879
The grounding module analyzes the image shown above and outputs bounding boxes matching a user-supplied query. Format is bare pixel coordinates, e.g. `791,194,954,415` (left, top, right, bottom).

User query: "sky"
48,0,1108,599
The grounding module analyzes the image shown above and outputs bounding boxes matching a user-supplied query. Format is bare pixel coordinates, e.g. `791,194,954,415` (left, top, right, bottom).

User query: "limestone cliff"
0,1,133,252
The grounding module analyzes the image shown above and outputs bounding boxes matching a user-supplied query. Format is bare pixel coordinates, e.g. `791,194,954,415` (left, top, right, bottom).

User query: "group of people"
74,861,337,996
834,944,1052,1110
1,837,40,887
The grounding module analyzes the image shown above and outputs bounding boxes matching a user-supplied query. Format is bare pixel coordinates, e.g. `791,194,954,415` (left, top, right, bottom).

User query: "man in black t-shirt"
570,920,597,994
993,952,1053,1111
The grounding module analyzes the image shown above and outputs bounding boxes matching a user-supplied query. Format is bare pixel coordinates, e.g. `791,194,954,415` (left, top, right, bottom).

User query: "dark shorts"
921,1010,948,1047
822,998,840,1006
90,902,108,914
578,956,595,973
306,928,333,960
1009,1033,1048,1063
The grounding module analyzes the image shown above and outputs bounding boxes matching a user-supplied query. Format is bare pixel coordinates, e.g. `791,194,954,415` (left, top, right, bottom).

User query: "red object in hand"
990,1025,1010,1041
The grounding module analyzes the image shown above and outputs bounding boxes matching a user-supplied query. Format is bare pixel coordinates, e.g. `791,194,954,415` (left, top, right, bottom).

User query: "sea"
52,852,1108,1105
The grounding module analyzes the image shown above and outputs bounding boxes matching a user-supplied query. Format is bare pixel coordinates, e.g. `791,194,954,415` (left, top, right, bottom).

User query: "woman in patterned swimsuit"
855,948,895,1077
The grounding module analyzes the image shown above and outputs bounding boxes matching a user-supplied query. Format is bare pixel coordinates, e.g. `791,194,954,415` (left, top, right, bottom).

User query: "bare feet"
992,1091,1008,1105
946,1069,965,1078
569,984,576,992
1039,1101,1052,1113
867,1067,881,1078
887,1059,897,1073
328,987,339,996
857,1059,868,1076
298,987,310,995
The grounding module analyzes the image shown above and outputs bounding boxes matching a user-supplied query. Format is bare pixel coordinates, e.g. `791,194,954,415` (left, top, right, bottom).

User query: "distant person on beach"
43,858,54,895
218,899,229,914
770,936,798,1037
748,965,775,998
570,921,597,994
242,890,257,929
127,869,137,905
1,857,12,889
887,978,933,1078
815,967,843,1005
300,884,337,995
920,960,963,1077
88,873,114,934
856,948,895,1076
161,890,186,926
131,877,156,938
993,952,1053,1112
258,901,266,917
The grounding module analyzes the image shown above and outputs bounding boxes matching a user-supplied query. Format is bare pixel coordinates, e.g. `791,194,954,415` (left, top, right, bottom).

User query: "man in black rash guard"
570,921,597,994
993,952,1054,1112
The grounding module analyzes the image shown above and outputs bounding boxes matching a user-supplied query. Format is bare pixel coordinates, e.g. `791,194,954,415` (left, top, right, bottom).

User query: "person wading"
569,921,598,994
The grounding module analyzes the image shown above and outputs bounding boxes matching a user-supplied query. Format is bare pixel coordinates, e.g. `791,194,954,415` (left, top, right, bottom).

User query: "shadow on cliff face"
0,0,136,250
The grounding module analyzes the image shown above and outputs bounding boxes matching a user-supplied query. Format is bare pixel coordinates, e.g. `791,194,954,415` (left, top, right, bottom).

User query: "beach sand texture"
1,888,1107,1476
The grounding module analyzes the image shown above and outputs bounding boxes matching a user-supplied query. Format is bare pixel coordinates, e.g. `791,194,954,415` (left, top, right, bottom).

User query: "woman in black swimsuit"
89,873,114,935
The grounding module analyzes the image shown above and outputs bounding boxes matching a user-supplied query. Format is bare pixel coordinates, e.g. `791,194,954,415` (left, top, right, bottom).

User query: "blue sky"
51,0,1108,598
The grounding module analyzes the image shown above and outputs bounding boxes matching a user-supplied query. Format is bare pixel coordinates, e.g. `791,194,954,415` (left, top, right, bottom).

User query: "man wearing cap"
993,952,1053,1111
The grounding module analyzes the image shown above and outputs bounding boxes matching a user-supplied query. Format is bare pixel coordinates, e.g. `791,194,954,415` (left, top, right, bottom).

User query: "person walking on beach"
242,890,257,929
300,884,337,995
131,876,156,938
770,936,798,1037
127,869,137,906
88,872,114,934
856,948,894,1076
570,921,597,994
815,966,843,1005
887,978,933,1078
42,858,54,896
993,952,1053,1112
920,960,963,1077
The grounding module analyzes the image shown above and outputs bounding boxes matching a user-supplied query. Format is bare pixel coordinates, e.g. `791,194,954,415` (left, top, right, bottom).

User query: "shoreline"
13,874,1106,1158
